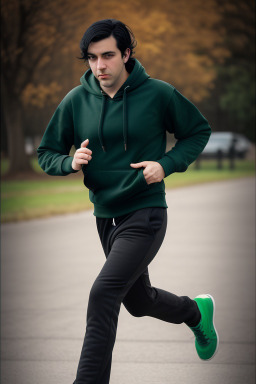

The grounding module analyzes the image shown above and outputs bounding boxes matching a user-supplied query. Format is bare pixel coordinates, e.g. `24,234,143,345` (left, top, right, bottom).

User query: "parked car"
201,132,252,159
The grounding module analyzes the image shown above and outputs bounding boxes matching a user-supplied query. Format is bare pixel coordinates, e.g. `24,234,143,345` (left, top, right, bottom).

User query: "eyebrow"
87,51,116,56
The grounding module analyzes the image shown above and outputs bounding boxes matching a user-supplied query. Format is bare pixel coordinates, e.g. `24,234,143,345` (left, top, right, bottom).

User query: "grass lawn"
1,158,255,223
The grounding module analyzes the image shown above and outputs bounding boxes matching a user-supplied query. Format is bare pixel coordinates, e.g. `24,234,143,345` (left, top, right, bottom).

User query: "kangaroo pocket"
83,168,149,206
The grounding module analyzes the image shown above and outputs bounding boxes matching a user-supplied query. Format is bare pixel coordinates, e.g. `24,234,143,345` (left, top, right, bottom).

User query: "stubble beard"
100,80,113,88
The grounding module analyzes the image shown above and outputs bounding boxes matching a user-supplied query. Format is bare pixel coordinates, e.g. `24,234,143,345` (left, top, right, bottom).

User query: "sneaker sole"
198,294,219,361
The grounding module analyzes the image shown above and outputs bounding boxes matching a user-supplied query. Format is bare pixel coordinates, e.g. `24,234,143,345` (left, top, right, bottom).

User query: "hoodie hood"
80,59,150,152
80,58,150,98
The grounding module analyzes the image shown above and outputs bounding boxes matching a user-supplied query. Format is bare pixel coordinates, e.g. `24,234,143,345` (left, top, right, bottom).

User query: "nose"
97,57,107,70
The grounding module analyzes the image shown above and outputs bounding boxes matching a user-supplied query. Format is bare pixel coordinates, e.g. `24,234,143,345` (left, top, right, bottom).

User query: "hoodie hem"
93,193,168,218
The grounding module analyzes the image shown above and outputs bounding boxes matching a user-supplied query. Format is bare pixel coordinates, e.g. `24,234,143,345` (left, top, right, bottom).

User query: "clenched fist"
72,139,92,171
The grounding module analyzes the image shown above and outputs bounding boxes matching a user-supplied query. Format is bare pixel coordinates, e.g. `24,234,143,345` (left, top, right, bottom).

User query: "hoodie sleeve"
157,88,211,177
37,99,78,176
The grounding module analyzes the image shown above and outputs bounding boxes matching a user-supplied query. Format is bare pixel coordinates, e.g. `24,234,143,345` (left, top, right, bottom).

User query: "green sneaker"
190,294,219,360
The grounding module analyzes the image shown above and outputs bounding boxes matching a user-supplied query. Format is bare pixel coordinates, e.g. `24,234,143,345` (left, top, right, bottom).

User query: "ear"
123,48,131,63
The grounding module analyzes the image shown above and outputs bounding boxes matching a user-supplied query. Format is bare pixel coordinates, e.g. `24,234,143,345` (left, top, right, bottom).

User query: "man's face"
87,35,130,96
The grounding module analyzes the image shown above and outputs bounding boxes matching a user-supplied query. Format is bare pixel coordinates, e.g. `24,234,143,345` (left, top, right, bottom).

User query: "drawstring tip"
102,145,106,152
124,143,127,151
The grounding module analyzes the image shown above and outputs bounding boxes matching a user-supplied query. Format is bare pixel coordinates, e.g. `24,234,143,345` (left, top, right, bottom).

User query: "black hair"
79,19,136,66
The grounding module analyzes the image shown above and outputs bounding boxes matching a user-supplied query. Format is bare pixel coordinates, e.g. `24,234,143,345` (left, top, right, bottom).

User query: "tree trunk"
1,76,33,175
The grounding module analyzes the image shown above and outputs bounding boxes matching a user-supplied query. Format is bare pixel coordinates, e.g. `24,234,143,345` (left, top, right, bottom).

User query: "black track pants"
74,207,200,384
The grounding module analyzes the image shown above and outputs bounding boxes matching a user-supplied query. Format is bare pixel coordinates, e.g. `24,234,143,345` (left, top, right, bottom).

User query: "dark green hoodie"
37,59,211,217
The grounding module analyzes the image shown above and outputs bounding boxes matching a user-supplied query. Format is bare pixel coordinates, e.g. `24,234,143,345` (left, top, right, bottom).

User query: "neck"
101,69,129,99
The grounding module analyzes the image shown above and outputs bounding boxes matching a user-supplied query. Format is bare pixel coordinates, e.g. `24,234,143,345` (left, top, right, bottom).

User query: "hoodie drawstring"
98,92,107,152
98,86,130,152
123,86,130,151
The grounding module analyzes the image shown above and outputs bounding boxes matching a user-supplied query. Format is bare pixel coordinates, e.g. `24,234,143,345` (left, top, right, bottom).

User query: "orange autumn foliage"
2,0,230,108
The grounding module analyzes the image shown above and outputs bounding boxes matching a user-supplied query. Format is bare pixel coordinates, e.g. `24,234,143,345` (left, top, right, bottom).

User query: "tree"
203,0,255,139
1,0,86,174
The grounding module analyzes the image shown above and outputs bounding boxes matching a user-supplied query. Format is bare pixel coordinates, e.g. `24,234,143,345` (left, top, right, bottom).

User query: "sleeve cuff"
157,156,176,178
61,156,79,175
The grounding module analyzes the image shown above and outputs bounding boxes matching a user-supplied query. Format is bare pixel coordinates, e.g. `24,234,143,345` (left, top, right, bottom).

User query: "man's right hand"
72,139,92,171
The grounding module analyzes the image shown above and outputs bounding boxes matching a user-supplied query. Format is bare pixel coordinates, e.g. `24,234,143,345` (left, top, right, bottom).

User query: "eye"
105,53,114,59
87,55,96,61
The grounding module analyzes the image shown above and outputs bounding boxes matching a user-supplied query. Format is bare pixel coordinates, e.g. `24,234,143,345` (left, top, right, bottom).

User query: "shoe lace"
192,325,210,346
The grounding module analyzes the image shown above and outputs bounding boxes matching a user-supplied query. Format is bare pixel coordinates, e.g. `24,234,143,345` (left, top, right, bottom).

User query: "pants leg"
122,268,199,325
74,207,200,384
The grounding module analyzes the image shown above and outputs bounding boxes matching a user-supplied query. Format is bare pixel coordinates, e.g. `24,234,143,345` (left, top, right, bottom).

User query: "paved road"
1,178,255,384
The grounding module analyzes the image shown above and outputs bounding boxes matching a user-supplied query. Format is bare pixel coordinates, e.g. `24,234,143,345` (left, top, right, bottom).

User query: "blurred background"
1,3,255,383
1,0,255,222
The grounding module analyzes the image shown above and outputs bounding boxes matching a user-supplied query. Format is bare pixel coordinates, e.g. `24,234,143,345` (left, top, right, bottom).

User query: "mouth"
98,74,110,79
